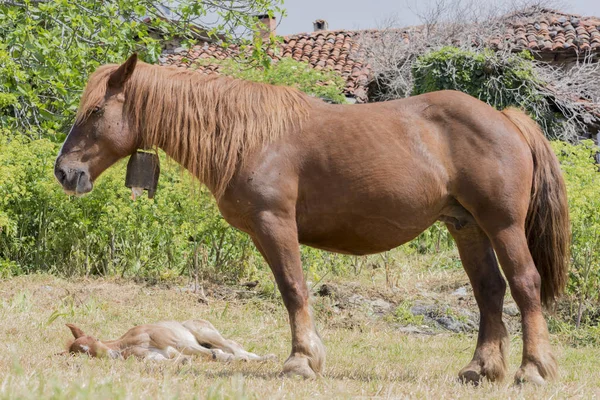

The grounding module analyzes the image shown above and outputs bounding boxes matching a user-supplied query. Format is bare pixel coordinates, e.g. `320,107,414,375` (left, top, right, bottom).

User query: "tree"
0,0,284,140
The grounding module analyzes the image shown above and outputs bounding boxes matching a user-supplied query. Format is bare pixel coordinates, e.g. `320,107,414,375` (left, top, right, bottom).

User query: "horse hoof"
281,355,318,379
514,354,557,386
514,364,548,386
459,357,506,385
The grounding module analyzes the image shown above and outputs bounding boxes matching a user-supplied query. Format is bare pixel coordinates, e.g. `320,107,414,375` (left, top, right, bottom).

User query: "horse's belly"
297,212,435,255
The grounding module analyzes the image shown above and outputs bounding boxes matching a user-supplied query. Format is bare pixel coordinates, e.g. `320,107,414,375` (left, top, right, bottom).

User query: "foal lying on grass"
65,320,275,363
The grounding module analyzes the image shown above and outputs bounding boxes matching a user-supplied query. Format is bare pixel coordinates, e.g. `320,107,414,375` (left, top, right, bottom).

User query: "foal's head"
55,54,139,195
66,324,120,358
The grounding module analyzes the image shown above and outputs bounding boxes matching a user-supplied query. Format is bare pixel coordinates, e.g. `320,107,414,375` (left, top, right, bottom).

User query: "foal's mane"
77,61,311,198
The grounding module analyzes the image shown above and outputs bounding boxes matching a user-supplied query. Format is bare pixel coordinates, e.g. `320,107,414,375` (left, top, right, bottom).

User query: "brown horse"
55,54,570,385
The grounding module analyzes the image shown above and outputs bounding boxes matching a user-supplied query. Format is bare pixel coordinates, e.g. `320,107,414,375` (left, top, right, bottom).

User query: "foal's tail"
501,108,570,307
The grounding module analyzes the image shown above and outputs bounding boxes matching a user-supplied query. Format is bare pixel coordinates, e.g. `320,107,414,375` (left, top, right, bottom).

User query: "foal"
65,320,275,362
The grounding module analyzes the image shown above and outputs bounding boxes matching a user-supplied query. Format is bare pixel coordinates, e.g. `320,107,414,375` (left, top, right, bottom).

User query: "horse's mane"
77,61,311,198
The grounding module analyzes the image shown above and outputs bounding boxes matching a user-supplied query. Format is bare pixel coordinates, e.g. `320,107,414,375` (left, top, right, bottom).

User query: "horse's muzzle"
54,163,93,195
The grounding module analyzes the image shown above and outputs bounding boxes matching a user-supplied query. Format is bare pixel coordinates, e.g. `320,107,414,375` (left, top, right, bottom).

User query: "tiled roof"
501,8,600,56
162,30,371,102
161,8,600,106
279,31,370,102
163,42,238,73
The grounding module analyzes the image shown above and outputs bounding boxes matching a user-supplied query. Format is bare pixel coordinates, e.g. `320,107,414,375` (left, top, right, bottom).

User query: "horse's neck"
155,143,220,196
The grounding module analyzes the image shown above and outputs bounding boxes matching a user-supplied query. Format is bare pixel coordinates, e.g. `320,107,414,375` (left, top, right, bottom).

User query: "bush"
412,47,567,140
552,140,600,327
0,137,257,281
195,57,348,104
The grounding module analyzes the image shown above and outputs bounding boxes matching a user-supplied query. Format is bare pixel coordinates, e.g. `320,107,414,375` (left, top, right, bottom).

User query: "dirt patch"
313,280,522,335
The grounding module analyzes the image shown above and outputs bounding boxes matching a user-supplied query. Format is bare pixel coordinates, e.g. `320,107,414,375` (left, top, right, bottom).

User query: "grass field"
1,253,600,399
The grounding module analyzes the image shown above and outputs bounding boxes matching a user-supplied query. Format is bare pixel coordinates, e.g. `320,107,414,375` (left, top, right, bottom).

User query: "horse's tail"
501,107,570,307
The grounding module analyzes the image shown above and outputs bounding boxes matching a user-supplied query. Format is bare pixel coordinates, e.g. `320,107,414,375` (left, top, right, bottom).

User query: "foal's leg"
446,223,509,384
180,343,234,362
182,320,275,361
182,320,234,352
251,212,325,378
487,226,557,384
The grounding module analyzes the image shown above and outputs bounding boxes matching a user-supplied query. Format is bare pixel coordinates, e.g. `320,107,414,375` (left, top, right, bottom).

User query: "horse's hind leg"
487,226,557,384
464,196,556,384
446,222,509,384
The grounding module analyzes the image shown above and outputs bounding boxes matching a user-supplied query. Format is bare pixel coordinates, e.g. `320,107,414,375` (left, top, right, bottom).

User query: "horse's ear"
108,53,138,89
66,323,85,339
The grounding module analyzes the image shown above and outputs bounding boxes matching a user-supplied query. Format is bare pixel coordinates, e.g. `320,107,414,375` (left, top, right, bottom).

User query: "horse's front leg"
252,211,325,379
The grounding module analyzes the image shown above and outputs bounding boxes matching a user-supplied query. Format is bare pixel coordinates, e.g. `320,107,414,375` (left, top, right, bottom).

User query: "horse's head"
55,54,139,195
66,324,120,358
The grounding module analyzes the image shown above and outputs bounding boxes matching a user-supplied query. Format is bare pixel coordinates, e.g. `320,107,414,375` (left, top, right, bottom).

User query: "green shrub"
389,301,424,326
412,47,565,139
552,140,600,326
195,57,347,104
409,222,455,254
0,137,257,281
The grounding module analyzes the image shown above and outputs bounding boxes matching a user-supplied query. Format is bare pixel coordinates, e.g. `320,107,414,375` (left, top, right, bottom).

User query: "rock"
452,287,468,296
503,304,520,316
370,298,392,313
348,294,366,305
408,302,478,333
458,309,479,324
436,316,465,332
410,304,436,316
435,316,477,333
397,325,435,335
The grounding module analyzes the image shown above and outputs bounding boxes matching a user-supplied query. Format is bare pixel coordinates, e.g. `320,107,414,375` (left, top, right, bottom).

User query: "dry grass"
1,256,600,399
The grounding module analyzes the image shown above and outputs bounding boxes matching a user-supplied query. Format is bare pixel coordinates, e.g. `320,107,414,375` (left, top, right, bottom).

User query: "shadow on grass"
197,364,425,383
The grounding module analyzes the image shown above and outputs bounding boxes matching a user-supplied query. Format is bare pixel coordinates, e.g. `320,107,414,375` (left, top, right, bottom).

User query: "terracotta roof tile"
500,8,600,56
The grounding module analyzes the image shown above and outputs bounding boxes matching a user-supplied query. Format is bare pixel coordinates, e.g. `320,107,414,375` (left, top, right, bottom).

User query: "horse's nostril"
55,167,67,184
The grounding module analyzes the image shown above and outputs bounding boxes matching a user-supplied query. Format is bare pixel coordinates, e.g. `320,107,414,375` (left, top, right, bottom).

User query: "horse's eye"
92,106,102,114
